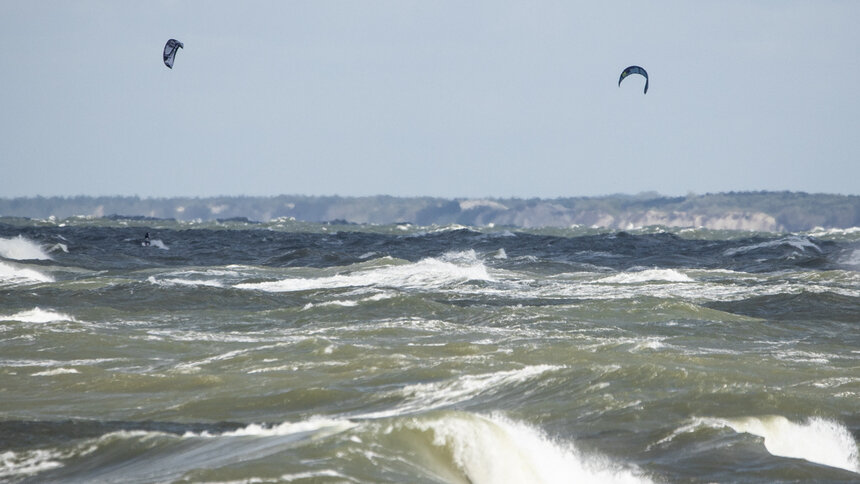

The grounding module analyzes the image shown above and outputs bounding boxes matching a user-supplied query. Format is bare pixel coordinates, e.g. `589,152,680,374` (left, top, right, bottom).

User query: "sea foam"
723,415,860,473
186,418,357,439
362,365,564,419
663,416,860,473
0,235,52,260
3,308,72,323
598,268,693,284
0,262,53,286
0,450,63,479
236,252,493,293
401,412,651,484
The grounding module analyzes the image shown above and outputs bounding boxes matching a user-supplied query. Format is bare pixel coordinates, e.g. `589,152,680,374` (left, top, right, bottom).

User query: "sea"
0,216,858,483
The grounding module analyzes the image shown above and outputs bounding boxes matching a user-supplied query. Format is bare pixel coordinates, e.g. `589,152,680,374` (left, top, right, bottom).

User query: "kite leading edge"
163,39,184,69
619,65,648,94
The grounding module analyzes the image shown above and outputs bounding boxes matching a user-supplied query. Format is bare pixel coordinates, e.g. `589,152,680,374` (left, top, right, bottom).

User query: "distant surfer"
143,232,151,246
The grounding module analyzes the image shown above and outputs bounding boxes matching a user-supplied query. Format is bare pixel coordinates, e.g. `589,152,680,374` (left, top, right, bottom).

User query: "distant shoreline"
2,192,858,232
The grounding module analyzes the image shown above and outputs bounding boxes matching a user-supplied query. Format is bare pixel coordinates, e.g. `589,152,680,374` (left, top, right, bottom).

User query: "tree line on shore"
1,191,857,231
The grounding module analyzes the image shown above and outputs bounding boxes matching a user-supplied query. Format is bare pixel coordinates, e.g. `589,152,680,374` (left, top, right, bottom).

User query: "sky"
2,1,859,199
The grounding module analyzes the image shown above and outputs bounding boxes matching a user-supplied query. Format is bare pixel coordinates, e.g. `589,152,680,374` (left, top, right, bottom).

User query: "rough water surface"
1,217,858,483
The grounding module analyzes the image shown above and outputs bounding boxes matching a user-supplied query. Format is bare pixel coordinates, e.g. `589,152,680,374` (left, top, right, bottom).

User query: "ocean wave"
0,235,52,260
0,261,54,286
394,412,652,484
807,226,860,237
32,368,80,376
361,365,565,418
147,275,224,288
187,418,357,439
597,268,693,284
724,235,821,257
236,251,493,293
12,419,358,483
841,248,860,269
0,449,64,479
302,292,395,310
3,307,74,323
659,416,860,473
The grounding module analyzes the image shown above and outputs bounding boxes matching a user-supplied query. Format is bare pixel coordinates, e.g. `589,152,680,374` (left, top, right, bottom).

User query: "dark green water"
1,218,858,483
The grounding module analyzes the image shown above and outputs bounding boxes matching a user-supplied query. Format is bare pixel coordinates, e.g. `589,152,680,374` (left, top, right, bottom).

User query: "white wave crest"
401,412,651,484
3,307,74,323
142,239,169,250
807,226,860,237
236,252,493,293
147,276,223,288
0,261,54,286
598,268,693,284
724,415,859,472
724,236,821,257
0,450,63,479
0,235,52,260
662,416,860,473
388,365,564,417
32,368,80,376
48,243,68,254
187,418,357,439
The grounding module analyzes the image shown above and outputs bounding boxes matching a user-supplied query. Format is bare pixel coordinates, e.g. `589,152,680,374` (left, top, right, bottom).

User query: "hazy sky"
2,1,859,198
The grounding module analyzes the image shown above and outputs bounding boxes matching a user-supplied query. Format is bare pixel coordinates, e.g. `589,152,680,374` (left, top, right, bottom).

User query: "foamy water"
361,365,565,419
723,416,860,473
0,261,53,285
236,252,494,293
3,307,72,323
661,416,860,473
401,413,651,484
1,220,856,483
597,268,694,284
0,235,52,260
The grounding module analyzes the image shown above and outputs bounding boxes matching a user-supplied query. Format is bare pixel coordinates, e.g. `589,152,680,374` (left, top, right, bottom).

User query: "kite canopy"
619,65,648,94
163,39,184,69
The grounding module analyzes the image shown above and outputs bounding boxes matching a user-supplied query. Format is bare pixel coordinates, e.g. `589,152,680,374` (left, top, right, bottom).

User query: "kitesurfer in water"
144,232,151,246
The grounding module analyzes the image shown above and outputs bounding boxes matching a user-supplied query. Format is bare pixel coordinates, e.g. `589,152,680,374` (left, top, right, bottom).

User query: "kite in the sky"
163,39,184,69
618,66,648,94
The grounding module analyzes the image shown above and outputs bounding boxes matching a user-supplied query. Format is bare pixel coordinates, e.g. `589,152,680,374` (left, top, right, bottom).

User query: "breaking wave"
236,251,494,293
394,412,651,484
660,415,860,473
597,268,693,284
2,308,73,323
0,235,52,261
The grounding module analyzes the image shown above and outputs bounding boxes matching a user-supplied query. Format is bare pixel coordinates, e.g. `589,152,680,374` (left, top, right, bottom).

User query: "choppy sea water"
1,217,858,483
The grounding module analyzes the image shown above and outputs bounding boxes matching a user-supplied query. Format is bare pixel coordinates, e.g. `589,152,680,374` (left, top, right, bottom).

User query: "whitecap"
4,308,74,323
0,235,52,260
186,418,357,439
807,226,860,237
0,261,54,286
0,449,64,479
659,416,860,473
724,236,821,257
48,243,68,254
150,239,169,250
400,412,651,484
236,252,493,293
32,368,80,376
597,268,693,284
147,276,223,288
361,365,564,419
725,416,859,472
